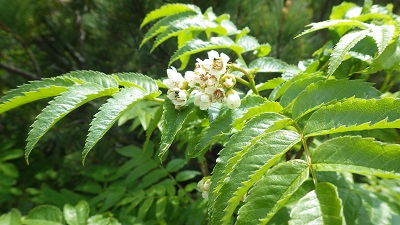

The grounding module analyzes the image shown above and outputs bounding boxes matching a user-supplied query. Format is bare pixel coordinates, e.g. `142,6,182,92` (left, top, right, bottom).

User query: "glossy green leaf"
25,83,118,162
210,130,300,225
159,99,194,159
328,30,369,76
230,100,283,130
256,77,285,92
269,72,323,101
280,76,325,108
190,95,265,157
151,16,226,52
112,72,159,95
289,182,344,225
87,215,121,225
295,20,366,38
140,11,197,48
291,79,380,120
0,209,22,225
366,37,400,73
140,3,200,29
312,136,400,178
237,35,260,52
356,189,392,225
82,87,146,162
236,160,309,225
249,57,297,73
63,201,90,225
209,112,292,207
23,205,64,225
169,36,243,66
304,98,400,137
0,77,75,114
67,71,118,88
367,24,395,54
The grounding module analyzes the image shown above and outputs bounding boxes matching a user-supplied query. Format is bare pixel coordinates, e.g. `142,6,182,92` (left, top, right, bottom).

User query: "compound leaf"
210,130,300,225
25,83,118,163
140,4,200,29
236,160,309,225
82,87,147,162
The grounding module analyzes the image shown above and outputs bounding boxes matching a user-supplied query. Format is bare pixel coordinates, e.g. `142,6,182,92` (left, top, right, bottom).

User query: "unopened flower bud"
221,74,236,89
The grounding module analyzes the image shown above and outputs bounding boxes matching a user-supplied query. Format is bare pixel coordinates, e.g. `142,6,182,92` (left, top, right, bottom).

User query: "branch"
0,62,40,80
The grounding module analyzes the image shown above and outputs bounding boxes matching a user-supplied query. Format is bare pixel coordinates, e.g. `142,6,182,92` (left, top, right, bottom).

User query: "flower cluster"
163,50,241,110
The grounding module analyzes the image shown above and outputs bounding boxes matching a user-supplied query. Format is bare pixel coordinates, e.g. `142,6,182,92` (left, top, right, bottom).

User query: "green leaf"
291,79,380,120
140,11,197,48
366,37,400,73
230,100,284,130
269,72,323,101
25,83,118,162
256,78,285,93
166,158,186,172
280,76,325,108
367,24,395,55
312,136,400,178
209,112,292,208
237,35,260,52
0,77,75,114
138,198,154,221
155,197,167,220
82,87,147,162
151,16,226,52
112,72,159,95
210,130,300,225
140,3,200,29
303,98,400,137
63,201,90,225
236,160,309,225
23,205,63,225
159,99,194,159
169,36,243,66
356,189,392,225
0,209,22,225
190,95,265,157
249,57,297,73
176,170,201,182
67,71,118,88
295,20,366,38
87,215,121,225
328,30,369,76
289,182,344,225
176,30,193,70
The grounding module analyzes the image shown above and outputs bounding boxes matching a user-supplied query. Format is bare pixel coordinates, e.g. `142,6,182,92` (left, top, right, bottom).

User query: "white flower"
184,71,197,88
211,88,226,103
225,90,241,109
194,91,212,110
197,177,211,199
167,88,188,109
202,50,230,77
163,66,186,89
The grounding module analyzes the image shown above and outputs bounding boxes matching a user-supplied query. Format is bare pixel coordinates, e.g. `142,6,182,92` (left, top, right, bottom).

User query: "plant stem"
227,63,259,95
293,122,318,186
380,70,392,92
153,97,165,103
